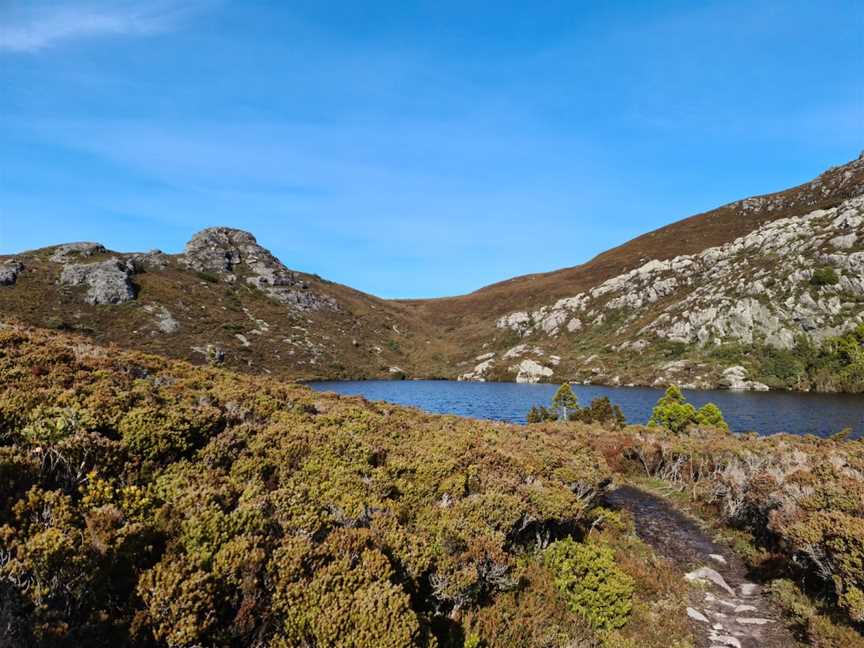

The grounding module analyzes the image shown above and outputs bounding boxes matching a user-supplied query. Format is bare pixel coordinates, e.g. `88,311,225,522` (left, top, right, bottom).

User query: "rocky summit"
183,227,338,311
1,154,863,390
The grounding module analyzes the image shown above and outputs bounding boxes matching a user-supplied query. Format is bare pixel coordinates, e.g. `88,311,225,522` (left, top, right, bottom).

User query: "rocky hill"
468,193,864,390
0,227,453,381
2,153,863,390
411,152,864,391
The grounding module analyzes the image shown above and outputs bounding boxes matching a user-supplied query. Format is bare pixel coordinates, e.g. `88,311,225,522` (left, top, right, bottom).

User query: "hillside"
0,228,455,381
410,153,864,390
1,154,863,390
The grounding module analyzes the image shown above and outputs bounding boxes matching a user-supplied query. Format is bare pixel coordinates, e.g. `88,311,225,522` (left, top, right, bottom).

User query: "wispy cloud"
0,1,206,53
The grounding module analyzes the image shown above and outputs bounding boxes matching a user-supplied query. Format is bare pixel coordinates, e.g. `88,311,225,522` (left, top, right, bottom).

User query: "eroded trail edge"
604,485,796,648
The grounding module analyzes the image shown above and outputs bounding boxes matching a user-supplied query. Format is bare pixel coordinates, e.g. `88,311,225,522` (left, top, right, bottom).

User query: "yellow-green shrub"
543,537,634,630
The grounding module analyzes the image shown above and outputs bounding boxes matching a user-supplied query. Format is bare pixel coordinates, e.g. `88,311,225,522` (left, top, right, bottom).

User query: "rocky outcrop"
0,261,23,286
458,352,496,381
49,242,106,263
458,345,558,383
59,258,136,305
184,228,251,273
183,227,337,311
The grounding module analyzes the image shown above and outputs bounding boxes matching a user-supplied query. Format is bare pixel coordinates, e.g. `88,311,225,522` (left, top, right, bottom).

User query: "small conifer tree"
551,383,579,420
694,402,728,431
648,385,696,434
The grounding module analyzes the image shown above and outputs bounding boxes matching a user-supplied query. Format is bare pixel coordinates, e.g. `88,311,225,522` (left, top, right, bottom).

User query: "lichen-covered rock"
183,227,337,311
0,261,22,286
59,258,135,305
130,249,169,270
144,304,179,333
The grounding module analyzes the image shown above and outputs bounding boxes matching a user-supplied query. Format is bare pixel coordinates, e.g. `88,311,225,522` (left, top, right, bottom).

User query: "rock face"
0,261,22,286
183,227,337,311
59,258,136,305
130,249,169,270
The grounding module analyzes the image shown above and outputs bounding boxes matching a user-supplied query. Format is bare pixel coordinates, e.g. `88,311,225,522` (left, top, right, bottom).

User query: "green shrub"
757,346,806,387
783,511,864,624
648,386,728,433
810,267,840,287
44,316,69,330
118,404,223,463
543,538,634,631
753,325,864,392
464,633,482,648
694,403,728,431
0,325,612,646
768,578,864,648
570,397,626,429
527,405,555,423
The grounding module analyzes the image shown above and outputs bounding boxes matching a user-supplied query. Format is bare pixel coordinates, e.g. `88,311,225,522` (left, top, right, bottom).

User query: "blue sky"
1,1,862,298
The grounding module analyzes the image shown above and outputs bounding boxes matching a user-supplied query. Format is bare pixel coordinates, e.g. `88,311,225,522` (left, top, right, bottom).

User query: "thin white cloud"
0,1,206,53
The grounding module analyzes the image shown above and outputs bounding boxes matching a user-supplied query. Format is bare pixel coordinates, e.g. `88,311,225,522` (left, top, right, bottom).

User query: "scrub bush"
0,324,612,646
543,537,634,631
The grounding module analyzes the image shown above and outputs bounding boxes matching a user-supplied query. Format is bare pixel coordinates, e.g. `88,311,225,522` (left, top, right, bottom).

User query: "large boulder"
59,258,136,305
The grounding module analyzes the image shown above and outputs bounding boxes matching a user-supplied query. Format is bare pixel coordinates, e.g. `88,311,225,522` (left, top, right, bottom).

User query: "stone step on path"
685,566,783,648
603,485,796,648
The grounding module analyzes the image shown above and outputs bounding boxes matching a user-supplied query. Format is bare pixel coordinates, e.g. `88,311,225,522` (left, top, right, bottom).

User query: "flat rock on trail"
604,485,797,648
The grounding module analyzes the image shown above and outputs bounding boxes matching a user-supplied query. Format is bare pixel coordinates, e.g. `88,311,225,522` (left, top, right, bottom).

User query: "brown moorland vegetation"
0,323,694,648
1,323,862,646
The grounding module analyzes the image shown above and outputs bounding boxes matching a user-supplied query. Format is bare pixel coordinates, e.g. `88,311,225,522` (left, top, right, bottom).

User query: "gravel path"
604,485,797,648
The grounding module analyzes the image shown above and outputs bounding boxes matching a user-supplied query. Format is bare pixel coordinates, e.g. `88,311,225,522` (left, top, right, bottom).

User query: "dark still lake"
307,380,864,438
